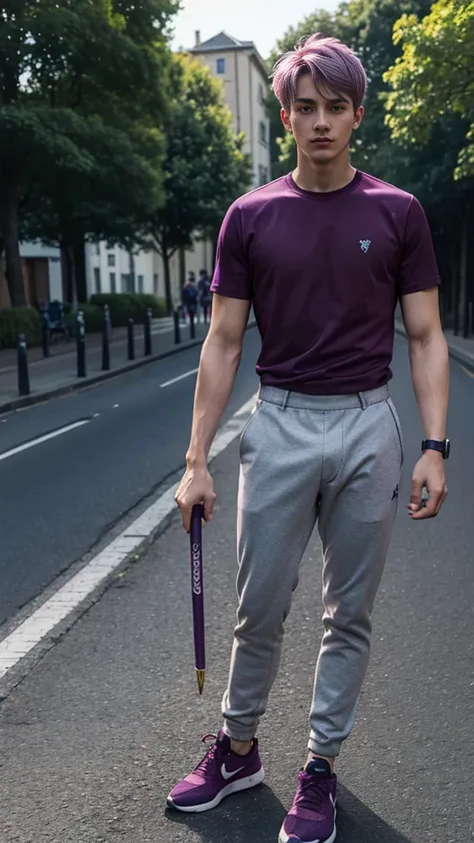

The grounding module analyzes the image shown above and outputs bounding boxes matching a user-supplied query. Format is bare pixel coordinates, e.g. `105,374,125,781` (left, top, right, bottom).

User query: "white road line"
461,365,474,379
0,420,91,462
160,368,199,388
0,394,257,680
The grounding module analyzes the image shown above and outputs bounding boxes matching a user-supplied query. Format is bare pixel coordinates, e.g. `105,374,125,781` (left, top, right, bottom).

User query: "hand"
409,451,447,520
175,464,216,532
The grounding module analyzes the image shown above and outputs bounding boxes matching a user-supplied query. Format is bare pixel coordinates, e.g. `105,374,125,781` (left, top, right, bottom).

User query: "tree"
384,0,474,333
384,0,474,180
20,116,164,304
0,0,177,306
146,55,252,314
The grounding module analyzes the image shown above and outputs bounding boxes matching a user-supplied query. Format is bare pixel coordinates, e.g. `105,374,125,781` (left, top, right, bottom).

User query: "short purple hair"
271,33,367,113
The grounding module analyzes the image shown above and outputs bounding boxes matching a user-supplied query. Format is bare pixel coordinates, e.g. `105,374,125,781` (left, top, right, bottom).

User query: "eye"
331,105,345,113
299,106,313,114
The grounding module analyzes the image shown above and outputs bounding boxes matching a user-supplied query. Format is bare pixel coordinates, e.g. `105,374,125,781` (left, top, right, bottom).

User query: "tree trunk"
61,242,78,312
162,251,173,315
0,168,26,306
74,238,87,303
179,246,186,289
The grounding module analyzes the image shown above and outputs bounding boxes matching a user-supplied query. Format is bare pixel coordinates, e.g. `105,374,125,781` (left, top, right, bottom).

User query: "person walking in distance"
168,33,450,843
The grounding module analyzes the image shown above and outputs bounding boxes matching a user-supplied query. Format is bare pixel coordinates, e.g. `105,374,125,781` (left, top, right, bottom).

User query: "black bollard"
173,309,181,345
189,310,196,340
41,313,50,358
127,317,135,360
76,311,86,378
144,307,152,357
17,333,30,396
102,304,111,371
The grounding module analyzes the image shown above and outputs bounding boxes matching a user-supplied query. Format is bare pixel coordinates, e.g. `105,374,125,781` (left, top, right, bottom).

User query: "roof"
190,31,269,82
191,32,254,52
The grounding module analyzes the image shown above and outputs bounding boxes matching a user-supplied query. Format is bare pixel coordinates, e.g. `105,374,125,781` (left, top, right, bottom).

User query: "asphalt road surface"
0,333,472,842
0,327,261,628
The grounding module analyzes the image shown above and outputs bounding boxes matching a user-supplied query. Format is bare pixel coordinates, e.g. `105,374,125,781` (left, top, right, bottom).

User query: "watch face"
445,438,451,458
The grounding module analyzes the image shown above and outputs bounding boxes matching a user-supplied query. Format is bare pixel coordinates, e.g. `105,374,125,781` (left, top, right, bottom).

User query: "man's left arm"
400,287,449,520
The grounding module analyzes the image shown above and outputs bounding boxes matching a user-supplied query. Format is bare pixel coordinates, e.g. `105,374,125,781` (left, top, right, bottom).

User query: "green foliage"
0,0,178,305
89,293,166,324
384,0,474,180
0,307,42,349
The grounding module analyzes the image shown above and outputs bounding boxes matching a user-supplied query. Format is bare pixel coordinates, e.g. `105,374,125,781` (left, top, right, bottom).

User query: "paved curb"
0,322,256,415
395,322,474,373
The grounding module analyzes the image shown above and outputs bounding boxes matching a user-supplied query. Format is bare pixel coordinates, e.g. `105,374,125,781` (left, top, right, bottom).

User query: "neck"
293,150,356,194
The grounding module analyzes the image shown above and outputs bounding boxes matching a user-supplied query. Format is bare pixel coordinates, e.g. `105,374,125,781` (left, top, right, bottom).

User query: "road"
0,333,472,842
0,326,261,627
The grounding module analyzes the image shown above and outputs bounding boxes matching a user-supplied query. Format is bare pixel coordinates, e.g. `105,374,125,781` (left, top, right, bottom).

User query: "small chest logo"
360,239,371,253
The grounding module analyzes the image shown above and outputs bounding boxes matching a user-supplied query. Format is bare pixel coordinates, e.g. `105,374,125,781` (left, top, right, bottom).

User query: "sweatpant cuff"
308,735,341,758
223,723,256,742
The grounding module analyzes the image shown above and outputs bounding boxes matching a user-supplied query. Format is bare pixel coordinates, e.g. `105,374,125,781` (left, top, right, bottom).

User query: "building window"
107,253,115,267
259,121,267,145
216,57,225,74
121,273,129,293
258,83,264,103
93,267,101,294
109,272,116,293
137,274,144,293
95,243,100,256
153,273,159,294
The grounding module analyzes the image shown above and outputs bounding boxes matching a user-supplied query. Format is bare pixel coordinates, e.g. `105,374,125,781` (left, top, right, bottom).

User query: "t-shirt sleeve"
398,196,441,296
210,203,252,300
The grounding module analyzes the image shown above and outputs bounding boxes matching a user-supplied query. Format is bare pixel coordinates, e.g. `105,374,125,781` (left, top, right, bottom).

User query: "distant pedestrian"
181,279,198,323
198,271,212,324
170,32,450,843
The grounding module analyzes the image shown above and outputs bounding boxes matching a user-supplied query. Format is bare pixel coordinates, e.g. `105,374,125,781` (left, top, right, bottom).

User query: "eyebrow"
295,97,349,105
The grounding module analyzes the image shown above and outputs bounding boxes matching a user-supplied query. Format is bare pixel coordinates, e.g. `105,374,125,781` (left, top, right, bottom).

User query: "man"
167,33,449,843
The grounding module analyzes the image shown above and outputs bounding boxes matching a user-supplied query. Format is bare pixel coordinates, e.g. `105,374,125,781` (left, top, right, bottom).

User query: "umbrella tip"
197,669,205,695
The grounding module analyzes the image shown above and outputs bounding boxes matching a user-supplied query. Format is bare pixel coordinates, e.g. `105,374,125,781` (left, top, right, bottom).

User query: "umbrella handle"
190,504,205,692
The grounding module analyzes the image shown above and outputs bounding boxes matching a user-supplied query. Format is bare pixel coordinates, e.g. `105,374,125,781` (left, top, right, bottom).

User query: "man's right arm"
175,294,250,531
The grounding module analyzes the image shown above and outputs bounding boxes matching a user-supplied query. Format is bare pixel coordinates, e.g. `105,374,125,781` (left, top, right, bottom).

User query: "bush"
89,293,167,325
0,307,42,349
65,304,104,337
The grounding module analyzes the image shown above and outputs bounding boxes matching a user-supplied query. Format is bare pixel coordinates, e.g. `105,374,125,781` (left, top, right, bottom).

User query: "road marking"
0,419,91,462
0,394,257,680
160,367,199,388
461,365,474,379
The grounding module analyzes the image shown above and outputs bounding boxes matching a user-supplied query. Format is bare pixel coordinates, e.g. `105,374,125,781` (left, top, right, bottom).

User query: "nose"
313,108,330,132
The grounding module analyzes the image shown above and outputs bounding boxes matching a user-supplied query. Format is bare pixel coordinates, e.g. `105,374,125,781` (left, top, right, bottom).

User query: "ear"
353,105,364,130
281,107,292,132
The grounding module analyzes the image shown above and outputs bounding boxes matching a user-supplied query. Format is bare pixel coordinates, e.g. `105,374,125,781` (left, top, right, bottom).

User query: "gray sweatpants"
222,384,403,758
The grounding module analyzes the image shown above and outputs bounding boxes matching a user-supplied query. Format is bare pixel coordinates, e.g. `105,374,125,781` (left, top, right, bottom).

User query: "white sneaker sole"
167,766,265,813
278,809,337,843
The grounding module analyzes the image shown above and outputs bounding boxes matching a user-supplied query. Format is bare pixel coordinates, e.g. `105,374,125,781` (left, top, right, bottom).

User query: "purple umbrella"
190,504,205,694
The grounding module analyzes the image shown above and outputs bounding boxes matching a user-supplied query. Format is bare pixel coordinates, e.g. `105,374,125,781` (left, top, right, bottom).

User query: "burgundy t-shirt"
211,170,440,395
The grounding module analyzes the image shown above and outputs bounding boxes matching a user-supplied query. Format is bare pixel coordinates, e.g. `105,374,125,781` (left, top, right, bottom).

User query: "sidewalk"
0,317,209,414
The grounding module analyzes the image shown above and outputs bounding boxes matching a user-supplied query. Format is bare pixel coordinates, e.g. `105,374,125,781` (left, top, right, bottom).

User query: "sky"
170,0,341,59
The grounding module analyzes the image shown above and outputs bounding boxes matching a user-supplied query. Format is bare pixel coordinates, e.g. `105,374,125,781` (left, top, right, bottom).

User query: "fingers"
410,484,447,520
409,477,423,514
203,492,216,523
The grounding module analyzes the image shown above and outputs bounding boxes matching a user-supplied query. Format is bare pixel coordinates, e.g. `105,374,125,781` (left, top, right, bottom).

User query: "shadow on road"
164,782,415,842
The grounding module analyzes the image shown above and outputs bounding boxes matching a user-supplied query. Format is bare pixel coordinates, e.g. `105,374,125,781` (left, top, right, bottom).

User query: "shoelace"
294,771,332,813
193,733,220,775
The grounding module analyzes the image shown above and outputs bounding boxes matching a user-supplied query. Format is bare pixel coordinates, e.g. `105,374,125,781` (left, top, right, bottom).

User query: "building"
0,242,63,309
190,31,271,189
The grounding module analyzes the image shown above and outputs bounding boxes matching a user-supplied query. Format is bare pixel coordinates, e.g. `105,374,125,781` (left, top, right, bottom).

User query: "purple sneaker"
166,729,264,812
279,758,337,843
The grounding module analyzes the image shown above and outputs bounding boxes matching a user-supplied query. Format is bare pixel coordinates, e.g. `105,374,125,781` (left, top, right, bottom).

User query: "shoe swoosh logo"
221,763,246,780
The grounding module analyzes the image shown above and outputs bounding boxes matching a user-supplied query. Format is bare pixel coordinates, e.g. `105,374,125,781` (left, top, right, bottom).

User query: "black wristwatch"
421,438,450,459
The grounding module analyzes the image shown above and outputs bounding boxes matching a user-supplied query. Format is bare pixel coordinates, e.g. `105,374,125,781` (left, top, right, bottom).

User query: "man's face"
281,73,363,164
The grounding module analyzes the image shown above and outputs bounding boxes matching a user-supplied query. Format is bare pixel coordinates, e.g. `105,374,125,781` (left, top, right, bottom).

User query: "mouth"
311,138,333,146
